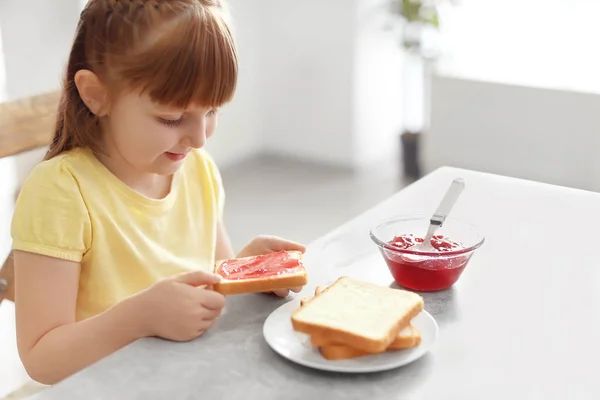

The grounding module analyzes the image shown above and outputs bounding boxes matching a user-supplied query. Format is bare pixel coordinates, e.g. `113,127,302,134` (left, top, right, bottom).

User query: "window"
436,0,600,92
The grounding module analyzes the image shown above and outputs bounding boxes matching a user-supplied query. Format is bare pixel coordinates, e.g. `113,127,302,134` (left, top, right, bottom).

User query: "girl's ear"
74,70,110,117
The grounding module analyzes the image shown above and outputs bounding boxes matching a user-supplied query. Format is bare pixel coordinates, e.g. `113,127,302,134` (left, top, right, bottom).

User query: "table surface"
33,167,600,399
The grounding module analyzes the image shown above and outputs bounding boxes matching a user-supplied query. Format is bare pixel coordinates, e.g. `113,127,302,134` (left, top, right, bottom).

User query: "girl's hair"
46,0,238,160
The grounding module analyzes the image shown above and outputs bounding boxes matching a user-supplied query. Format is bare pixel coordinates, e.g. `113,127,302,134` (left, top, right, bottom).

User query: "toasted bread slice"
319,329,421,360
299,284,330,306
380,325,421,349
300,296,312,307
300,287,421,350
299,284,421,360
312,324,421,349
300,285,326,306
318,335,419,361
291,277,423,353
213,250,307,295
319,344,374,360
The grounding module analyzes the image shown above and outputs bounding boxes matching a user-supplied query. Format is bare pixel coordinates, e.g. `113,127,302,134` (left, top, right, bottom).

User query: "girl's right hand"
133,270,226,342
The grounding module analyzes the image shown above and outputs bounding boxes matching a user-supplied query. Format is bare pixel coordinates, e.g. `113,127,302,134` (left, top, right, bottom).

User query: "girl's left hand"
237,235,307,298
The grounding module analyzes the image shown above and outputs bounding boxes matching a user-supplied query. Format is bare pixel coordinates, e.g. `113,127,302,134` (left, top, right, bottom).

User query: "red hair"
46,0,238,160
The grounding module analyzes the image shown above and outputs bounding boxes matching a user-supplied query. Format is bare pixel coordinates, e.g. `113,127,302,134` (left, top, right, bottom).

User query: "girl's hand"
133,270,226,342
237,235,307,298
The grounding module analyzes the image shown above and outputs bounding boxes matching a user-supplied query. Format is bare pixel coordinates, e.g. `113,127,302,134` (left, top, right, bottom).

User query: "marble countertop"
33,167,600,399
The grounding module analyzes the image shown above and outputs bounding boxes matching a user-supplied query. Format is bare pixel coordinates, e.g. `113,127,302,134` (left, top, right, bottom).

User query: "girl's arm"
14,251,145,385
15,250,224,385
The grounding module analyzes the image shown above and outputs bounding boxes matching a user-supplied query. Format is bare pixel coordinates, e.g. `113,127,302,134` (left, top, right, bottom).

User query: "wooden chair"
0,91,59,306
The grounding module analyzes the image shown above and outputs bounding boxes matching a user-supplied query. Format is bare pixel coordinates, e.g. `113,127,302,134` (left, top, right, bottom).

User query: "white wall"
223,0,404,170
255,0,355,167
0,0,81,261
353,0,404,168
256,0,404,169
1,0,79,99
423,74,600,192
204,0,261,166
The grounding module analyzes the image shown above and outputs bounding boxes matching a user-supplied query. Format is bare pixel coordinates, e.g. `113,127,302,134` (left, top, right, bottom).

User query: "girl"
10,0,305,385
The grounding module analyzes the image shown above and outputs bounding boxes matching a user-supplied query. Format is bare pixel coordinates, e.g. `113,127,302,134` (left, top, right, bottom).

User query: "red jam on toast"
216,250,303,280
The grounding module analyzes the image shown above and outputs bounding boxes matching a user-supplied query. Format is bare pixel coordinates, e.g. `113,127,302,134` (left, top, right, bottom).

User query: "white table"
33,167,600,399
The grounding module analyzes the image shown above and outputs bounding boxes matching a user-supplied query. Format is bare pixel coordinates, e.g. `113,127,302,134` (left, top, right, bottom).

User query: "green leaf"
401,0,422,22
394,0,444,28
425,11,440,28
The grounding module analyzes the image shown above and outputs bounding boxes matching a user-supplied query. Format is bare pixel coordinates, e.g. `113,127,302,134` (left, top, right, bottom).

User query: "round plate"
263,298,438,373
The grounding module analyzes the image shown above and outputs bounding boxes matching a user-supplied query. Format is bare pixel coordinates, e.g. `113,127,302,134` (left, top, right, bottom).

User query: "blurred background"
1,0,600,397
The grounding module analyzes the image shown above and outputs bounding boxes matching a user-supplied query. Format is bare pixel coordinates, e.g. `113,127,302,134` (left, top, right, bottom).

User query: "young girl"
10,0,305,385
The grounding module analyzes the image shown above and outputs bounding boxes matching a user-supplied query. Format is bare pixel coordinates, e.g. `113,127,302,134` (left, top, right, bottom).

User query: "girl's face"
103,89,220,176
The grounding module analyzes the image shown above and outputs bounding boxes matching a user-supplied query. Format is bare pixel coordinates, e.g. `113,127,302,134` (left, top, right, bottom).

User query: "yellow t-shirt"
11,147,224,321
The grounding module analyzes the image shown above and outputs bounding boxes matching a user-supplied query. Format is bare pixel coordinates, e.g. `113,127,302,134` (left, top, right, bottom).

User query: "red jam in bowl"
382,234,471,291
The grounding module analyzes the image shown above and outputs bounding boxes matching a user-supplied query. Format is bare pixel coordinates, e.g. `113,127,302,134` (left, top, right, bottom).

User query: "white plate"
263,298,438,373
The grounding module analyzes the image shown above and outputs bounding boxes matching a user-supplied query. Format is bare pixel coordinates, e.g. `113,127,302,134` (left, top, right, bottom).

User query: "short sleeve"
198,149,225,220
11,159,92,262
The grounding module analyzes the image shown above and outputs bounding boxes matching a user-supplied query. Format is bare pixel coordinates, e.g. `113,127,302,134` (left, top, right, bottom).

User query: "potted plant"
389,0,455,181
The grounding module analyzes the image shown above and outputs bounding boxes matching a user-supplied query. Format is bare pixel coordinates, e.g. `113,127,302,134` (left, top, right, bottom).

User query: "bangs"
116,6,238,108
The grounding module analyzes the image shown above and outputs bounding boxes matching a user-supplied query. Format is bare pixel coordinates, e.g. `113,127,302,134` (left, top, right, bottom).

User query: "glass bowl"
370,215,485,292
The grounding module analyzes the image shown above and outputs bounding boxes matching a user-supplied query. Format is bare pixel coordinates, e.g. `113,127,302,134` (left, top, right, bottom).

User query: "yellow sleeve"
11,158,92,262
